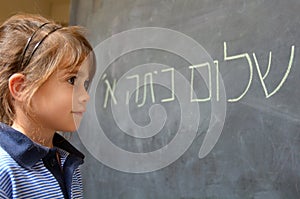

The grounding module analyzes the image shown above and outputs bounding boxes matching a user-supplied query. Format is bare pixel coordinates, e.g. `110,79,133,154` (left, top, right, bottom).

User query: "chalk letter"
224,42,253,102
126,75,140,105
103,78,117,108
214,60,220,102
189,62,212,102
161,67,175,102
253,45,295,98
138,72,156,107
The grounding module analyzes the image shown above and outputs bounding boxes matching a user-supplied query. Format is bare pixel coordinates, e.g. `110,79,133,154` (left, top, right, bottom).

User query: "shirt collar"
0,123,84,169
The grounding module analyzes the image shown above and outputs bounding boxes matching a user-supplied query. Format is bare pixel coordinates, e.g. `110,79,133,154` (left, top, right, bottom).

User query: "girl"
0,14,95,198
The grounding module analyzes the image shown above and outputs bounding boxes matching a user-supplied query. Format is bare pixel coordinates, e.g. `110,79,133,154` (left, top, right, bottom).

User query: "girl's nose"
79,87,90,103
74,84,90,103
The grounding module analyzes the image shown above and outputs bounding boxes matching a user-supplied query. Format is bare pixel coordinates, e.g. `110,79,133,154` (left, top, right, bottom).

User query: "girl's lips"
71,111,85,117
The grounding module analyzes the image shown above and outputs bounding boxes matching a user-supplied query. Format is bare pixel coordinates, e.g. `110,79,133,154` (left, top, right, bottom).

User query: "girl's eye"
68,76,77,85
84,80,90,91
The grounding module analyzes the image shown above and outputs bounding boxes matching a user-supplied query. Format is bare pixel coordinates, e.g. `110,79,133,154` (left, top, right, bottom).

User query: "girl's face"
30,59,91,132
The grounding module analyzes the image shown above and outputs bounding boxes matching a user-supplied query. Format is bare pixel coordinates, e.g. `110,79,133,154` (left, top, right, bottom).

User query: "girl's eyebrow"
70,70,90,79
75,71,86,77
64,69,79,75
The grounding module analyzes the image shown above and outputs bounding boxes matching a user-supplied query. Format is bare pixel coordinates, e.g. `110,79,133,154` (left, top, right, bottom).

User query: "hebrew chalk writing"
101,42,295,108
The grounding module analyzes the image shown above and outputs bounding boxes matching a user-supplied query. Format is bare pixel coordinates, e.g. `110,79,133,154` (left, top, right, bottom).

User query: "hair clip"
19,22,50,68
19,22,62,69
23,26,62,67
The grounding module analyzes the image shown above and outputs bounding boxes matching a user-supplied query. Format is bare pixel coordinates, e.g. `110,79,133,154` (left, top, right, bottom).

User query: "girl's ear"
8,73,26,101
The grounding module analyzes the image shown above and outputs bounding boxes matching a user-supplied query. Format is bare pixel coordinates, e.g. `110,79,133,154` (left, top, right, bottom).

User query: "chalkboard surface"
69,0,300,198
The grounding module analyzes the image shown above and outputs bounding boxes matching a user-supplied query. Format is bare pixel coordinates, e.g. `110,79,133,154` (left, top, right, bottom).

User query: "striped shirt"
0,123,85,199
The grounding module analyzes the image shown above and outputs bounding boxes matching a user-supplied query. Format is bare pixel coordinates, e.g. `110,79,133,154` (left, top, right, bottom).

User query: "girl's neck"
11,103,56,148
12,121,55,148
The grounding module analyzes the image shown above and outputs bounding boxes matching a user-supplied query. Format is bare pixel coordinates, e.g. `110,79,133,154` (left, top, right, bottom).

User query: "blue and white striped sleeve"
0,189,9,199
0,166,12,199
0,149,13,199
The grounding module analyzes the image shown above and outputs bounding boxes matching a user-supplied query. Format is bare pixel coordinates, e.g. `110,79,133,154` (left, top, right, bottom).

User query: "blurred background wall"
0,0,70,25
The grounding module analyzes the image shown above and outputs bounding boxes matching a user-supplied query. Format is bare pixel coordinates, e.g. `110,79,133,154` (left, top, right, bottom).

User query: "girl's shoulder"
0,146,21,177
0,146,14,198
0,146,19,168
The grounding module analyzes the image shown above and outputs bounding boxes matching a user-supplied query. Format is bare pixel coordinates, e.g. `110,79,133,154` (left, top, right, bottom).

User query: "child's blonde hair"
0,13,95,125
